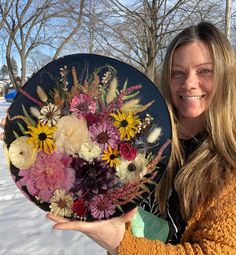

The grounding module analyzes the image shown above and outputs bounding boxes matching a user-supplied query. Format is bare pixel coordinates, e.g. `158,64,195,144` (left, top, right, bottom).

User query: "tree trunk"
225,0,232,40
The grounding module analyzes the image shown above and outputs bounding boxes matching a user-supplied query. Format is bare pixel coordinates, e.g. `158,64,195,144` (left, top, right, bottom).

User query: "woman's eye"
171,70,185,78
199,69,213,75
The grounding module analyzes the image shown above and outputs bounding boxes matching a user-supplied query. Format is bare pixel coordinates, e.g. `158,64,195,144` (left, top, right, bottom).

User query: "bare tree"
77,0,225,83
27,50,52,75
53,0,85,59
225,0,232,40
0,0,85,89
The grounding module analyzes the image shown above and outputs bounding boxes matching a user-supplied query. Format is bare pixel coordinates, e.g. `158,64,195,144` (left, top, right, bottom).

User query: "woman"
46,22,236,254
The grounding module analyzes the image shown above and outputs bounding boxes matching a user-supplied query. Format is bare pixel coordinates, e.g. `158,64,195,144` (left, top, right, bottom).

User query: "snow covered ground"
0,98,105,255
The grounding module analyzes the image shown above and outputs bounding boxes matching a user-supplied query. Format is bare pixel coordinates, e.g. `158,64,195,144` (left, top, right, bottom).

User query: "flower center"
96,200,107,211
46,112,53,119
77,102,88,112
58,199,68,209
109,154,116,160
120,120,128,127
128,163,136,172
38,132,47,141
97,132,109,144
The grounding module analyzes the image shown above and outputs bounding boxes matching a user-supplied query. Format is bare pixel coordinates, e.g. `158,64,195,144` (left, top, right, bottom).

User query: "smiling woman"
46,22,236,255
170,41,214,138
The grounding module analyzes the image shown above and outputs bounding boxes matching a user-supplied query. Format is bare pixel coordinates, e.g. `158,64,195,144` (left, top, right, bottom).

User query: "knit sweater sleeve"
118,177,236,255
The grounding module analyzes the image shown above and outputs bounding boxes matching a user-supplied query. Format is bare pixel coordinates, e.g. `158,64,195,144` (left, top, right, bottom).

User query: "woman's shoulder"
220,172,236,196
209,172,236,212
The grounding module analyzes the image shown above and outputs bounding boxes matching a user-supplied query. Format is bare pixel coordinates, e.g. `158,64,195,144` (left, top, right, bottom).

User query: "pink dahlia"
89,194,116,220
19,151,75,202
70,94,96,118
89,121,120,151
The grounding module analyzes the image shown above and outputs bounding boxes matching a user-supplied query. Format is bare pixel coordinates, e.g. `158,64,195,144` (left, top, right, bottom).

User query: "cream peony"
53,115,89,155
8,136,38,169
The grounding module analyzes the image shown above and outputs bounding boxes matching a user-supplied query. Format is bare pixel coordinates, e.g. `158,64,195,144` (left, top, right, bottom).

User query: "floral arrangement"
6,65,169,221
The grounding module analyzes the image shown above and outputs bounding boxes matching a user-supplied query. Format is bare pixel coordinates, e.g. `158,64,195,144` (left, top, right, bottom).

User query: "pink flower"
70,94,96,118
89,194,116,220
89,121,120,151
120,142,137,161
19,151,75,202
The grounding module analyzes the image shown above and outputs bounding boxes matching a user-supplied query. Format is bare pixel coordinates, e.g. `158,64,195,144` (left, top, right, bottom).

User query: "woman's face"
170,41,214,122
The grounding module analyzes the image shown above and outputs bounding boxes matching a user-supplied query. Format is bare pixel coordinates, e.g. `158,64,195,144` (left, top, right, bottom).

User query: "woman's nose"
182,72,198,89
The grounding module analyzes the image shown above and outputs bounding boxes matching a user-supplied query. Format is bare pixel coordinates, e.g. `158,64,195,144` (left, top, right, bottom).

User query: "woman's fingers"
0,118,6,129
46,213,97,232
120,208,137,223
46,213,71,224
0,132,4,141
0,117,7,141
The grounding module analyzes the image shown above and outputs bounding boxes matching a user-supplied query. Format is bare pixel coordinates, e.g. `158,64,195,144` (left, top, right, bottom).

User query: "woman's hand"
46,208,137,255
0,118,6,141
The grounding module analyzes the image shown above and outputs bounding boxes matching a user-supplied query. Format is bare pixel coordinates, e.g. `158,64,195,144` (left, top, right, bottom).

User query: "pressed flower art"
4,54,171,221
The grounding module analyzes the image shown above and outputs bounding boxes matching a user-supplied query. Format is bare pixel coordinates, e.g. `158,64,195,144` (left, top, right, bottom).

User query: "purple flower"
89,121,120,151
19,151,75,202
70,157,117,198
89,194,116,220
70,94,96,118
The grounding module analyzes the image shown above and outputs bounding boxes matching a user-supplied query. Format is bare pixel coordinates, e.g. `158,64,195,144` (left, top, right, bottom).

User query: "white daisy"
49,189,73,217
38,103,61,127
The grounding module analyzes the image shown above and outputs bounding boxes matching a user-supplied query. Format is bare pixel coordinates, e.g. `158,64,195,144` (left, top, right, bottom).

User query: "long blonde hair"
158,22,236,220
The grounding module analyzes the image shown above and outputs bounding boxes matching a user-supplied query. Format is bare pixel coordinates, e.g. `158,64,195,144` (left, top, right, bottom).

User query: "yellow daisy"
102,146,120,167
26,123,56,154
111,110,140,140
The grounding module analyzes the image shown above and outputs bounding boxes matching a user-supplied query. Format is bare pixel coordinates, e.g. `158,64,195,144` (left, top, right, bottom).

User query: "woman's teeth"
181,95,203,100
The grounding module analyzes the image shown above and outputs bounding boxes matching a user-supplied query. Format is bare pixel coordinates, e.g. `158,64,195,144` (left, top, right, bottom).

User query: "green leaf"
22,105,36,126
131,207,169,242
122,79,128,90
116,204,124,213
17,121,26,134
13,130,20,139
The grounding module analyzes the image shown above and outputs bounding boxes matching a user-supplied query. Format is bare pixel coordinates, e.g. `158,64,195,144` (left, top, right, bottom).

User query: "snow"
0,98,105,255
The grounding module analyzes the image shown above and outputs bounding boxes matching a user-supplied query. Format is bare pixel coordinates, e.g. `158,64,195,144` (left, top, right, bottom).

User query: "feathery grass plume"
88,73,101,98
132,100,155,114
71,67,79,88
106,85,142,114
120,99,140,112
106,77,118,104
30,106,40,118
90,72,100,88
146,139,171,172
69,67,80,98
147,127,162,144
37,86,48,103
53,90,65,108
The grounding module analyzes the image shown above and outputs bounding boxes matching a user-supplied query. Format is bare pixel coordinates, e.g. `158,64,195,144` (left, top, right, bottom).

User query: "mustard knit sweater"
118,174,236,255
